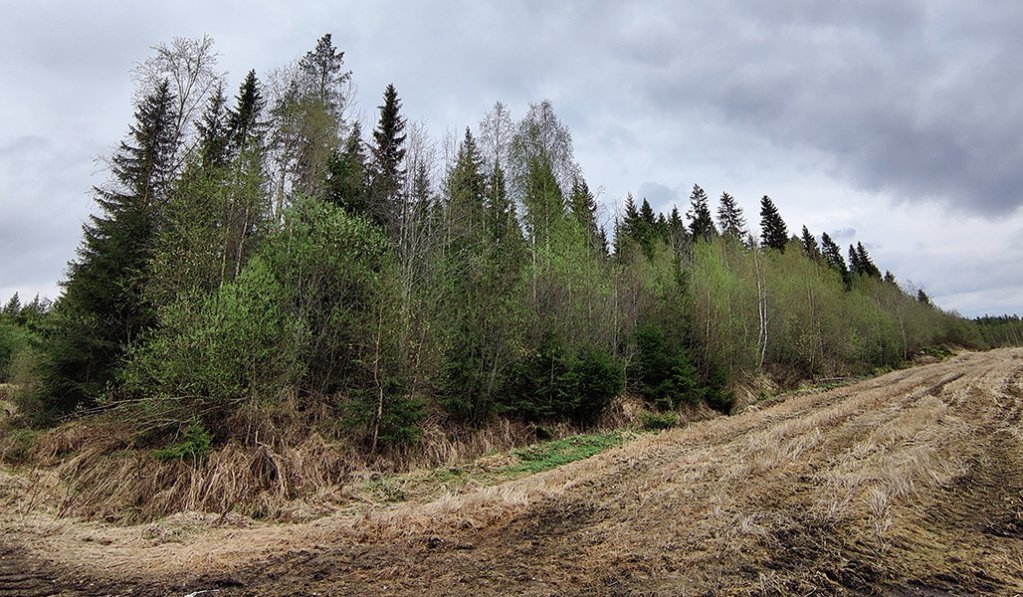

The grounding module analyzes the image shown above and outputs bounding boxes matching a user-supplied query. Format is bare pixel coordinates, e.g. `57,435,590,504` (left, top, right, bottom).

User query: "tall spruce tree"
848,244,862,274
195,83,230,169
759,195,788,251
227,70,265,153
686,184,716,241
569,177,600,252
37,81,178,418
851,242,881,278
716,192,746,239
820,232,850,287
446,127,487,243
370,83,407,229
325,122,369,214
297,33,351,117
800,225,820,259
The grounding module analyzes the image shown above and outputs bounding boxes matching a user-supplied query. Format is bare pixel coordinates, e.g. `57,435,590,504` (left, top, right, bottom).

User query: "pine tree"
37,81,178,418
855,242,882,278
227,70,265,153
820,233,850,288
195,84,229,169
616,193,641,257
686,184,716,241
759,195,788,251
716,192,746,240
486,162,518,243
325,122,369,214
297,33,351,117
569,177,600,252
369,83,407,229
848,244,862,275
446,127,487,244
800,226,820,259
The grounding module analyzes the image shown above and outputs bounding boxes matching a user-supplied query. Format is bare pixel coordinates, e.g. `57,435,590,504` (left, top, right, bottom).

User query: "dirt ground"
3,348,1023,596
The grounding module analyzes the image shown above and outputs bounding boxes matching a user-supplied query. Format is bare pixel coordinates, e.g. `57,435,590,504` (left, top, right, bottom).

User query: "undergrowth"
505,430,630,474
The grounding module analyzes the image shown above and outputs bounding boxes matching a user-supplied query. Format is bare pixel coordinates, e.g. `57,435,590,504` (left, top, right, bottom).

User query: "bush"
120,256,302,430
632,325,702,409
640,411,678,431
502,335,624,424
119,198,408,440
153,418,212,462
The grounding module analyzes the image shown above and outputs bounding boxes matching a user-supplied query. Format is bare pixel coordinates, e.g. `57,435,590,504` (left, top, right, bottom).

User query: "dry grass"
2,349,1023,595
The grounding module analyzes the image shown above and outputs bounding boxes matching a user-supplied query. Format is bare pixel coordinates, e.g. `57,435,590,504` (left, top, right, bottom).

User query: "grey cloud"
828,228,857,241
630,0,1023,216
637,182,682,213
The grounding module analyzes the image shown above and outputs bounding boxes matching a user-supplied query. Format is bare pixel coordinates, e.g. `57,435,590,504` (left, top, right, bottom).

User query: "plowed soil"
3,349,1023,595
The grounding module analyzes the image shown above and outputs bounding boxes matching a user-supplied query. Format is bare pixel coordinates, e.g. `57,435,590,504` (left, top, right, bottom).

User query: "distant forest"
2,34,1020,453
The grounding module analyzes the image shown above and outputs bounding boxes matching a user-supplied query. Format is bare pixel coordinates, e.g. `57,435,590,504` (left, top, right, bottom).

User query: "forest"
1,34,1018,466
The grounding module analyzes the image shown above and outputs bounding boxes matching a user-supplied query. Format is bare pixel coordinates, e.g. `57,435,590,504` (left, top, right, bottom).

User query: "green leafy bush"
502,336,624,424
640,410,679,431
154,418,212,462
632,325,702,409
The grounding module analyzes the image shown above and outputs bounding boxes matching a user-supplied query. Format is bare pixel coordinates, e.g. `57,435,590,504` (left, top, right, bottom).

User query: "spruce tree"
616,193,641,256
716,192,746,239
369,83,407,229
686,184,716,241
195,84,229,169
325,123,369,214
297,33,351,117
759,195,788,251
569,177,600,252
227,70,265,153
668,205,688,255
820,232,850,286
37,81,178,418
855,242,882,278
446,127,487,243
486,162,517,243
800,225,820,259
522,152,563,249
848,244,862,275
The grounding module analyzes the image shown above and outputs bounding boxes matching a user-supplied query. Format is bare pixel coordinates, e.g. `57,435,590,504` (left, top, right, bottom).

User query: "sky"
1,0,1021,317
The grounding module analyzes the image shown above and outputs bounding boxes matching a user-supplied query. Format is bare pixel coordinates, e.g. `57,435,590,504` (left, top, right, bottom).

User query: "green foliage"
759,195,788,251
120,256,301,426
35,81,178,421
632,325,702,409
975,315,1023,347
506,430,627,474
0,320,32,382
640,410,679,431
503,336,624,424
0,428,39,465
121,198,409,440
686,184,716,241
153,418,212,462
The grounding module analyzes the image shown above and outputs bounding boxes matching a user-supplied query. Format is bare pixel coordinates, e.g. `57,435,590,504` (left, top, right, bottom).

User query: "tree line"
0,35,1008,453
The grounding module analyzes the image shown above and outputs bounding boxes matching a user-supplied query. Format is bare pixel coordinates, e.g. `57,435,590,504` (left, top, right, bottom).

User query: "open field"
3,348,1023,595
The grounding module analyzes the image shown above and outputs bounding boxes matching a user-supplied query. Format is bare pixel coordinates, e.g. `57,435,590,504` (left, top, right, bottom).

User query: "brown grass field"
2,348,1023,595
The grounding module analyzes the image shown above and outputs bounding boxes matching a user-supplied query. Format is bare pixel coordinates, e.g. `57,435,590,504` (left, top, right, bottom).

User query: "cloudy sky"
1,0,1021,316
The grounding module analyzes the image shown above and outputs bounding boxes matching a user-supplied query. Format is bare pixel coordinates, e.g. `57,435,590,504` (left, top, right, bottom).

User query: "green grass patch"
503,430,630,474
0,427,38,464
359,429,640,505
